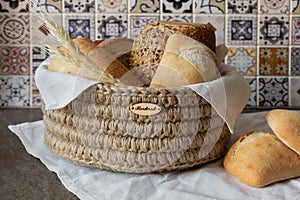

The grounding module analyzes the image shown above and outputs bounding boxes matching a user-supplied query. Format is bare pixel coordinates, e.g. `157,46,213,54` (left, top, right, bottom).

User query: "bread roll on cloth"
150,34,219,88
266,109,300,156
223,130,300,187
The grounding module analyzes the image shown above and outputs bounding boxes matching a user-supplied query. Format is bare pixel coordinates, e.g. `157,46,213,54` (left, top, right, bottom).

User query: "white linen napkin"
35,45,250,133
8,112,300,200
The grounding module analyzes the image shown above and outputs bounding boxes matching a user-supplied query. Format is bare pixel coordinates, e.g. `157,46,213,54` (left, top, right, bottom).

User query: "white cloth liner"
8,112,300,200
35,45,250,133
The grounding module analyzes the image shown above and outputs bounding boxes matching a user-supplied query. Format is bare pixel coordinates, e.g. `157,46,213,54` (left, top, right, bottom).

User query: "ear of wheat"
34,8,119,85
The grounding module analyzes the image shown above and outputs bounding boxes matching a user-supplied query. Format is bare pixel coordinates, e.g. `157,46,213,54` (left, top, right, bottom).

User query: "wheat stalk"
32,7,120,85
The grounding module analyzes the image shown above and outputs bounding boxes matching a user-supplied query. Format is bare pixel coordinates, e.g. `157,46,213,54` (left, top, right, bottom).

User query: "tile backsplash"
0,0,299,108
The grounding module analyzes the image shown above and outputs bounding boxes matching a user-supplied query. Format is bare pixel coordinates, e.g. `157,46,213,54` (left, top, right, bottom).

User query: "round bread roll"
130,20,217,84
266,109,300,156
150,34,219,88
224,130,300,187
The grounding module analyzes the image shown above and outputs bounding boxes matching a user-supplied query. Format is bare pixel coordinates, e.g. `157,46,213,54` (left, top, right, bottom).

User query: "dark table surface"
1,107,299,199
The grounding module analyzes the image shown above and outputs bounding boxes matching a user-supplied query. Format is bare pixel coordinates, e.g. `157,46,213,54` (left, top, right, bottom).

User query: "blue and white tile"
65,14,95,40
0,14,29,44
130,16,158,39
31,14,61,45
161,14,192,22
292,0,300,13
130,0,159,13
291,77,300,106
0,0,28,12
227,0,257,13
227,15,257,45
195,15,224,45
195,0,224,13
291,47,300,76
64,0,95,13
162,0,192,13
0,76,30,107
96,14,127,40
260,0,289,14
259,15,289,45
259,77,289,107
99,0,127,12
245,78,257,107
31,0,62,13
32,46,49,75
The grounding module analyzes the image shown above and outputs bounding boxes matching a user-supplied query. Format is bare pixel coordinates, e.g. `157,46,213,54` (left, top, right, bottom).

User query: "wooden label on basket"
130,103,161,116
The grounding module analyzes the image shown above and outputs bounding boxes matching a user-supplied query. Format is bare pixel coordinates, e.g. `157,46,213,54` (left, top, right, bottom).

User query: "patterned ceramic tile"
130,16,158,39
259,47,289,76
194,15,225,45
195,0,224,13
0,76,30,106
245,78,257,107
291,47,300,76
31,77,42,107
161,14,192,22
0,14,29,44
31,0,62,12
130,0,159,13
227,0,257,13
259,77,289,107
98,0,127,12
259,15,289,45
31,14,61,45
32,46,49,74
290,77,300,106
162,0,192,13
65,14,95,40
292,17,300,44
260,0,289,14
64,0,95,12
0,46,30,75
0,0,28,12
227,16,257,45
227,47,257,76
96,14,127,39
292,0,300,14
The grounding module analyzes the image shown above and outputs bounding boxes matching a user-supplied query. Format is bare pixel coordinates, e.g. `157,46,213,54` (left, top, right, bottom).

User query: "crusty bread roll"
88,38,143,86
130,21,217,85
266,109,300,156
223,131,300,187
150,34,219,88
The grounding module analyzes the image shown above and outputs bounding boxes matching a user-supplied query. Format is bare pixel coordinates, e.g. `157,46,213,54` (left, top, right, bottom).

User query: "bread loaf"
266,109,300,156
88,38,143,86
130,21,217,84
150,34,219,88
223,131,300,187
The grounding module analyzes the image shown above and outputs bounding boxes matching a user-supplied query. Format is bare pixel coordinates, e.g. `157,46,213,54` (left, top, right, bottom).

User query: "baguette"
223,130,300,187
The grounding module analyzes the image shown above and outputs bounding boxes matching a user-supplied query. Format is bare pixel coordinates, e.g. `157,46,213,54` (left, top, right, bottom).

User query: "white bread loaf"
223,130,300,187
266,109,300,156
150,34,219,88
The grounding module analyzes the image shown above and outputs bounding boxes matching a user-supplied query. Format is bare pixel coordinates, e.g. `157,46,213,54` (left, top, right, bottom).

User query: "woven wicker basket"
43,83,231,173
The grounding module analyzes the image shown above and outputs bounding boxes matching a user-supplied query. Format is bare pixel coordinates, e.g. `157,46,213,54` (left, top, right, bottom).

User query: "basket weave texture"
43,83,231,173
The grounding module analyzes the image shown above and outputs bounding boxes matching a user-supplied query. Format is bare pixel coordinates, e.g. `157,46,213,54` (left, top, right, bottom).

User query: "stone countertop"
0,108,78,200
1,107,298,199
